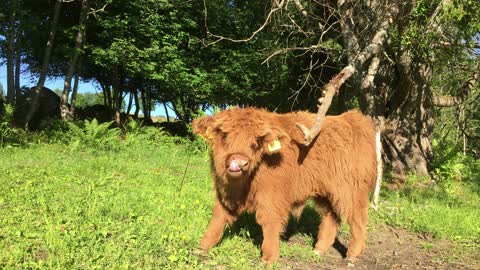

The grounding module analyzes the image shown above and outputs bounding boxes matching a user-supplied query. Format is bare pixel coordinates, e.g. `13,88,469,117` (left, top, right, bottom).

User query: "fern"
0,105,16,147
67,119,121,151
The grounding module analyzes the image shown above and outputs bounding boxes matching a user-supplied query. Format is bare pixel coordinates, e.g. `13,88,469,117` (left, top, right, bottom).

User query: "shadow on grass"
221,205,348,258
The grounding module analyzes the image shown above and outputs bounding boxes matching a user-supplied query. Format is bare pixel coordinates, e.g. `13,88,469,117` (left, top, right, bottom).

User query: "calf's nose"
227,154,249,172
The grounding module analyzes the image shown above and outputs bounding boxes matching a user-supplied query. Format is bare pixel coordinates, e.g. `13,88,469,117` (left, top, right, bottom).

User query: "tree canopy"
0,0,479,176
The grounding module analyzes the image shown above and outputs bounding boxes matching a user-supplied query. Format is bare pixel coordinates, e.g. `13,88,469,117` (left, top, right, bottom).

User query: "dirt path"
280,224,479,270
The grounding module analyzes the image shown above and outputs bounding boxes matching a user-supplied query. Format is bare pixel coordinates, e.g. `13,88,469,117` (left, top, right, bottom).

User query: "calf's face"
192,110,289,181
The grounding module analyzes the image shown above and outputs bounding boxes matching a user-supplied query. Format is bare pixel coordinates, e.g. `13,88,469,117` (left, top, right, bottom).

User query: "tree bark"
15,23,22,100
163,102,170,122
25,0,62,127
126,92,133,115
70,69,80,118
141,87,151,123
133,90,140,118
60,0,89,121
6,0,16,104
380,59,434,177
111,66,122,125
100,82,112,107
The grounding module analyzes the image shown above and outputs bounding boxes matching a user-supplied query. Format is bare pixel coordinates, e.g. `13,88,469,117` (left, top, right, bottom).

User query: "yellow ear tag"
205,127,214,140
267,139,281,153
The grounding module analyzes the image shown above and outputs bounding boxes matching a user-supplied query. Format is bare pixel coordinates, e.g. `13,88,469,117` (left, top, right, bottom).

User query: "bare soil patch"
280,224,479,270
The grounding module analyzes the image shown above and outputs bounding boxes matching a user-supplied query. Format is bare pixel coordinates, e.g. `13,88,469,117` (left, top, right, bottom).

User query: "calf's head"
192,108,289,180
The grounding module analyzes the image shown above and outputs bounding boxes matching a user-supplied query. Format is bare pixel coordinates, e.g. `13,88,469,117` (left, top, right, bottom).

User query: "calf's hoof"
313,245,329,256
193,247,209,257
313,248,327,256
261,257,277,269
345,256,359,267
346,246,364,259
261,254,279,267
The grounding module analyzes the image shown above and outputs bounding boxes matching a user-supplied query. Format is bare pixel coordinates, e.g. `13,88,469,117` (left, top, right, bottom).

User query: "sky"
0,64,171,117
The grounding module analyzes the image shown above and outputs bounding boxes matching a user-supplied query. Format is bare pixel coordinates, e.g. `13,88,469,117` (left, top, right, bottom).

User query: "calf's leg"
314,198,341,255
346,202,368,259
200,201,236,250
256,208,289,264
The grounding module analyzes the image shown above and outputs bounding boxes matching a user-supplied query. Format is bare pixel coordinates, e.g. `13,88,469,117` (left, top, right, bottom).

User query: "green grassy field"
1,136,479,269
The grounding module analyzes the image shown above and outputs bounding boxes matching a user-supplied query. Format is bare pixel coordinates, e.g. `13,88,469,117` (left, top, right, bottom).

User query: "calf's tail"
371,131,383,211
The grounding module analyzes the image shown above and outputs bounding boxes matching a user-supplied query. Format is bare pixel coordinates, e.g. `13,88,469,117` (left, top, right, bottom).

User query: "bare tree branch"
262,44,339,64
433,65,480,107
88,3,108,17
361,56,380,89
203,0,287,46
293,0,307,17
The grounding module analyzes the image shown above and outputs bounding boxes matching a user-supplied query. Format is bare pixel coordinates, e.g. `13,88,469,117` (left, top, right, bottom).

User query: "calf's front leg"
200,201,236,251
256,208,288,264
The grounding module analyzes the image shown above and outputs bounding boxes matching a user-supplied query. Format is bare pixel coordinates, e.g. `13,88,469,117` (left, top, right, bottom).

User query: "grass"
371,182,480,244
1,138,479,269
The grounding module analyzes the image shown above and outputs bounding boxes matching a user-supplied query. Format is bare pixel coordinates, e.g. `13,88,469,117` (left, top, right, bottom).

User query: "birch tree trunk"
126,92,133,115
6,0,16,104
15,23,22,100
25,0,62,127
70,68,80,118
133,91,140,118
60,0,89,121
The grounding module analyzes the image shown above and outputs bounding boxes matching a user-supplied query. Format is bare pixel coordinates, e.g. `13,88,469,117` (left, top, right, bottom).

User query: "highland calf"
193,107,377,264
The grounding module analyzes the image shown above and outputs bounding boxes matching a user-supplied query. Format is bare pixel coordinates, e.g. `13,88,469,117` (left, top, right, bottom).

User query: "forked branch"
433,58,480,107
296,66,354,145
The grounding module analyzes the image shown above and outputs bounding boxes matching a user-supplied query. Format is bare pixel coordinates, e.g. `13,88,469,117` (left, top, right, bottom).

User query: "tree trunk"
25,0,62,127
100,82,112,107
70,69,80,118
133,90,140,118
6,0,16,104
163,102,170,122
60,0,88,121
126,92,133,115
15,23,22,100
146,88,152,120
141,88,151,123
380,61,433,178
111,66,122,125
336,1,433,178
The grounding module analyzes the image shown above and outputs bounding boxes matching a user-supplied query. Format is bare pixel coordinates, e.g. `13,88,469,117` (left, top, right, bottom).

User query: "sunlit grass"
0,140,479,269
371,183,480,243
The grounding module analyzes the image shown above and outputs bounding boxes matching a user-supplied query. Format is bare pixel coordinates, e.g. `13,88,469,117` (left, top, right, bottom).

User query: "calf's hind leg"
314,198,341,255
346,202,368,259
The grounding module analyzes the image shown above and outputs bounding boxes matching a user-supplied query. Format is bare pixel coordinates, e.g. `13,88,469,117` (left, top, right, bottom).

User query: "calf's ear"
260,127,290,155
192,116,215,142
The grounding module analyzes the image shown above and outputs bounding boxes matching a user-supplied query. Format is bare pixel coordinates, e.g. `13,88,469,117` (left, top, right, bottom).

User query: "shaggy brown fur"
192,107,377,264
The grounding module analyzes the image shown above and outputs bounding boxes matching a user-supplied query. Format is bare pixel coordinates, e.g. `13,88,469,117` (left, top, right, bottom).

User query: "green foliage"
75,92,104,107
123,118,178,147
67,119,121,151
0,104,15,147
432,141,480,196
